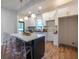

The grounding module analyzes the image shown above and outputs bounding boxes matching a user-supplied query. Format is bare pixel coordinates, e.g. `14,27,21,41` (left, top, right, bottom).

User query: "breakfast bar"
12,33,45,59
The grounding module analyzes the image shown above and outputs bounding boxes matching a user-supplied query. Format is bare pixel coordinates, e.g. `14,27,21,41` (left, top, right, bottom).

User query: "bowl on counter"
23,31,31,36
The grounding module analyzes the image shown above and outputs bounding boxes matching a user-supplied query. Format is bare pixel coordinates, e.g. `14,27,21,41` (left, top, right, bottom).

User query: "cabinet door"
46,20,55,41
57,7,68,17
34,36,45,59
47,20,55,27
47,20,55,32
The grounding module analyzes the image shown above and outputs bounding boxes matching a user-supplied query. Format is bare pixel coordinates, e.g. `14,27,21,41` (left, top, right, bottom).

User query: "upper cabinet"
42,11,56,20
57,1,78,17
42,0,78,26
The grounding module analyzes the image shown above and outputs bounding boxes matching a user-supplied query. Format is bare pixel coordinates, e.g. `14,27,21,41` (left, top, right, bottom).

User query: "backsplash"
25,26,48,32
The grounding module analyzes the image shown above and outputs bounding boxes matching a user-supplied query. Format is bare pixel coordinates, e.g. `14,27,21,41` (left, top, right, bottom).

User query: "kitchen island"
12,32,45,59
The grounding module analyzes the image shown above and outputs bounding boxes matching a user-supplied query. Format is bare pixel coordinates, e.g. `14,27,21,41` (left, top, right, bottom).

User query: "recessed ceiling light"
28,11,31,14
24,16,28,20
38,6,42,10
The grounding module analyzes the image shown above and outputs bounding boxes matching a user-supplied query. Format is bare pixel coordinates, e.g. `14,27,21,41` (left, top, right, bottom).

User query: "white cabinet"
57,2,78,17
57,7,68,17
46,32,58,46
46,20,55,33
53,34,58,47
47,32,54,41
45,19,58,47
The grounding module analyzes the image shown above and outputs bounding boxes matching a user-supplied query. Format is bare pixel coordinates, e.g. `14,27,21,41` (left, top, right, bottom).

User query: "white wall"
1,8,17,34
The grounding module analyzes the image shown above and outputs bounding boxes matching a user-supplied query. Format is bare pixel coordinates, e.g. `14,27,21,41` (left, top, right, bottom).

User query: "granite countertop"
11,32,45,42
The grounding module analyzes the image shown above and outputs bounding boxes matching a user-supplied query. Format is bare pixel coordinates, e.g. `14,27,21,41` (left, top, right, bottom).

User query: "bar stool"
23,41,33,59
1,32,11,59
10,37,33,59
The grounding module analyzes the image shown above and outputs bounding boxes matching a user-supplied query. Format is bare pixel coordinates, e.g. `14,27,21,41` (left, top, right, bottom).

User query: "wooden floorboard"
42,42,78,59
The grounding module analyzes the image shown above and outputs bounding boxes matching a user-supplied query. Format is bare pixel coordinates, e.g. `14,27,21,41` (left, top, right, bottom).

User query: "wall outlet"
72,42,75,45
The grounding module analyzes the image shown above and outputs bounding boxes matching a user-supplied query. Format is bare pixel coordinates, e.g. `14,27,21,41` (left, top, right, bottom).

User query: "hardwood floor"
42,42,78,59
2,42,78,59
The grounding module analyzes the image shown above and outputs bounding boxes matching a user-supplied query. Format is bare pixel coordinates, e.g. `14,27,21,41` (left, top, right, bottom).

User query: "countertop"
11,32,45,42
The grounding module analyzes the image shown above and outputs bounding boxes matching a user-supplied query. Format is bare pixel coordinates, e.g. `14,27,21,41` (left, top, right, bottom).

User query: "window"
36,19,43,31
18,21,25,32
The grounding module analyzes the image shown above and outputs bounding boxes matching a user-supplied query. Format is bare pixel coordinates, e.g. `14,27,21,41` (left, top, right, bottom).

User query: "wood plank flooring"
42,42,78,59
1,42,78,59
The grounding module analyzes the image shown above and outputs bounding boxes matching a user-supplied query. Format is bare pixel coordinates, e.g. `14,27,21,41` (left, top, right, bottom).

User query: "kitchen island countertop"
11,32,45,42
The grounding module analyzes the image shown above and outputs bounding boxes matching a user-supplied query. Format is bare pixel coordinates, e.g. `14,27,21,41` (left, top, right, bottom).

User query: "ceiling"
1,0,45,11
1,0,75,15
18,0,73,16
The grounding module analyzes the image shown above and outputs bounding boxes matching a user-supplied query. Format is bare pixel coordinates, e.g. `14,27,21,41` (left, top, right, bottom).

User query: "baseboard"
45,41,53,43
59,43,78,50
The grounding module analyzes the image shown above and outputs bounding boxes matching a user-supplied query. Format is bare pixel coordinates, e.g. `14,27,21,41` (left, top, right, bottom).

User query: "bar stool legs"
1,41,8,59
30,47,33,59
23,41,33,59
25,47,32,59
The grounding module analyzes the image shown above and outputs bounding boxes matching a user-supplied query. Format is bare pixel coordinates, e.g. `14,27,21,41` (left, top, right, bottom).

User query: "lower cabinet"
33,36,45,59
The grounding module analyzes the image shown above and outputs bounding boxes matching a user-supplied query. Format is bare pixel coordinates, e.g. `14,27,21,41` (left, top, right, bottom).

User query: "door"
58,15,78,47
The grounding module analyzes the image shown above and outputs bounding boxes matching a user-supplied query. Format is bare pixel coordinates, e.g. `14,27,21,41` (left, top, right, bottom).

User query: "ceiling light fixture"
19,18,23,21
19,0,23,8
